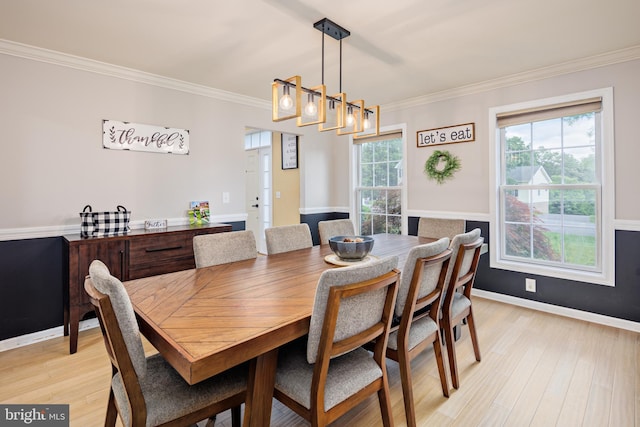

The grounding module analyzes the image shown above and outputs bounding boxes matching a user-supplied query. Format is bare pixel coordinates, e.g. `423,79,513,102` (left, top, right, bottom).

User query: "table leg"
243,348,278,427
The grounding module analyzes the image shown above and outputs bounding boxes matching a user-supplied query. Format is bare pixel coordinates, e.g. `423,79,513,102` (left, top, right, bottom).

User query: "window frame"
350,124,408,235
489,88,615,286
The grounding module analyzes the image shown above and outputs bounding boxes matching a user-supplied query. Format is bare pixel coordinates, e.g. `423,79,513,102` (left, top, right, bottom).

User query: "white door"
245,147,272,253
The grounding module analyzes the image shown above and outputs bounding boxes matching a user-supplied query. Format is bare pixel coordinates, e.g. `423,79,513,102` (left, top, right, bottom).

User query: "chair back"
85,260,148,422
193,230,257,268
394,237,452,319
443,229,484,311
265,223,313,255
318,219,356,245
418,217,465,240
307,256,399,364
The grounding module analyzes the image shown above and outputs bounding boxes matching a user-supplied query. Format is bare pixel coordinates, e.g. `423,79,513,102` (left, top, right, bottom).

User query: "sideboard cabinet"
63,223,232,353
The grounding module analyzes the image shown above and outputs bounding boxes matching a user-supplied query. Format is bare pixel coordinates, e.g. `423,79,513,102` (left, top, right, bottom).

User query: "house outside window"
489,88,614,286
352,129,405,235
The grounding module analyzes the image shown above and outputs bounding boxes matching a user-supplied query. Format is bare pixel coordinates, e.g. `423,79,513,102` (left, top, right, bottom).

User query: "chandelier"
272,18,380,139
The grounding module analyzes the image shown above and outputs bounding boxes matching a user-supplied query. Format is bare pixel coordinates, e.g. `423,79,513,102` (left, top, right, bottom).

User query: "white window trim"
488,88,615,286
349,124,408,235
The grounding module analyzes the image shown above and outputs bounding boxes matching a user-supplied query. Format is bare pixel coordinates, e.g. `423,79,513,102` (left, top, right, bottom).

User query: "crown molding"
4,39,638,115
0,39,271,110
383,45,640,112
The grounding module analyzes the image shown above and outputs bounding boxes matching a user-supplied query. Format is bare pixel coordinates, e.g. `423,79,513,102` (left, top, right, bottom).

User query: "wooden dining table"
124,233,435,426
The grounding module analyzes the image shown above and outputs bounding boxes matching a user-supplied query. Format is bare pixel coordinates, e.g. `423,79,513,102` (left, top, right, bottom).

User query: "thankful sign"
417,123,475,147
103,120,189,154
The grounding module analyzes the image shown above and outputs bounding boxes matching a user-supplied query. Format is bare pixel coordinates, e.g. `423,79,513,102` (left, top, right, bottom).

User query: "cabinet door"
76,240,127,305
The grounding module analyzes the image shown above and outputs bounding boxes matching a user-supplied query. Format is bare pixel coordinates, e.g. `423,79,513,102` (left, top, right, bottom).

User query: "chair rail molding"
0,214,248,241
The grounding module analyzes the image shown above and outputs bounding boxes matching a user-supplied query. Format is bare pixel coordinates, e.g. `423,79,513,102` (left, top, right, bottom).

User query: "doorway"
245,130,272,254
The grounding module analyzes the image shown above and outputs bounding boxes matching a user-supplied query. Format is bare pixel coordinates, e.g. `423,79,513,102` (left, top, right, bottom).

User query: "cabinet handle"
120,250,125,281
145,246,183,253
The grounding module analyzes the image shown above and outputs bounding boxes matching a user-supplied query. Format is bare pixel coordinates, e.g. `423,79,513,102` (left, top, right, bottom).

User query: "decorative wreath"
424,150,461,184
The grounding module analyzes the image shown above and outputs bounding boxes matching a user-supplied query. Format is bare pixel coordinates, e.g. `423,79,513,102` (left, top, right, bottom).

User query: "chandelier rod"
322,28,325,86
339,38,342,93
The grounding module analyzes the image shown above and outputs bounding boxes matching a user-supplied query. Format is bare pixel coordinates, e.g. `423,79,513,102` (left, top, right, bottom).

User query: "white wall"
375,58,640,221
0,50,334,232
2,48,639,234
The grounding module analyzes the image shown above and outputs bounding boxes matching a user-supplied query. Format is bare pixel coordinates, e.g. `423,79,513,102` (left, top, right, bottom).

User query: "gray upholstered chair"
318,219,356,245
85,260,246,427
441,228,484,389
273,256,400,427
193,230,257,268
265,223,313,255
417,217,466,240
386,237,452,427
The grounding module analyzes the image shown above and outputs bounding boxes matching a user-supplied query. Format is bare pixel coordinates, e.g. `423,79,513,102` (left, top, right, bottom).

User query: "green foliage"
546,232,596,266
504,194,558,260
504,113,596,217
424,150,461,184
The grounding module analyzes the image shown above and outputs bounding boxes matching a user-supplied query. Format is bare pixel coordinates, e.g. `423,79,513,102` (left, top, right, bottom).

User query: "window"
353,130,405,235
489,89,614,286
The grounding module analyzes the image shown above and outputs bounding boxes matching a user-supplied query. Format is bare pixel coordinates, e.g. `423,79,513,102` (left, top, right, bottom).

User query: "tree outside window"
357,137,403,235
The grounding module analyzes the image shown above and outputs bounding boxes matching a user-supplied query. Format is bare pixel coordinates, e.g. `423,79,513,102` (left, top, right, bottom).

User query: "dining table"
124,233,436,426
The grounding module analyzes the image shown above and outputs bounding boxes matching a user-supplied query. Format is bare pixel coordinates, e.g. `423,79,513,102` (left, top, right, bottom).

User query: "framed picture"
281,133,298,169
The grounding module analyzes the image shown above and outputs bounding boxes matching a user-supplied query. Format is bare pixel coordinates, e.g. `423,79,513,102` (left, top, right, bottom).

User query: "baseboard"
3,289,639,352
0,318,99,353
472,288,640,333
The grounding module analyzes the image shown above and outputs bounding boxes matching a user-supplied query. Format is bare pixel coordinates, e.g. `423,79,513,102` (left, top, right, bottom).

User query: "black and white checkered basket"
79,205,131,237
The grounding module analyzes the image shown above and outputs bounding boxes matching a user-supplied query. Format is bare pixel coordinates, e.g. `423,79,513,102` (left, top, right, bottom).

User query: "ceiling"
1,0,639,106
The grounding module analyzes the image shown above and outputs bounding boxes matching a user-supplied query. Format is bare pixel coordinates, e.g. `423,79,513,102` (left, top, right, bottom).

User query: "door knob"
251,204,259,208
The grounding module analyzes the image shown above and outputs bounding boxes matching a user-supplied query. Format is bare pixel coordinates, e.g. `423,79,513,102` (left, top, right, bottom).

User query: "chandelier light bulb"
363,112,371,129
345,106,354,126
279,85,293,111
304,94,317,117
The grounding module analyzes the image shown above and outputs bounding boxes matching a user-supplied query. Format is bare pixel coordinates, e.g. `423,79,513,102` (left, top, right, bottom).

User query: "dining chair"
273,256,400,427
386,237,452,427
441,228,484,389
317,219,356,245
265,223,313,255
85,259,247,427
417,217,466,240
193,230,257,268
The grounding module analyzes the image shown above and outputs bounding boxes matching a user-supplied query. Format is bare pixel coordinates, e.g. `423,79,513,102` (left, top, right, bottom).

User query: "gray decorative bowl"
328,236,375,260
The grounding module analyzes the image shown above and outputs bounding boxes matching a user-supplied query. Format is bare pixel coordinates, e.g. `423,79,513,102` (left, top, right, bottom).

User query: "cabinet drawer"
129,234,193,267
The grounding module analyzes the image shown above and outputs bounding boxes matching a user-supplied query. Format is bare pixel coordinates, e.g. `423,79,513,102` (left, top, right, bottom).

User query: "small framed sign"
417,123,475,147
281,133,298,170
144,219,167,230
103,120,189,154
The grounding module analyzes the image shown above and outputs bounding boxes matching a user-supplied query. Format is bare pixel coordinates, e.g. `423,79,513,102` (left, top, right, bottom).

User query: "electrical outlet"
525,278,536,292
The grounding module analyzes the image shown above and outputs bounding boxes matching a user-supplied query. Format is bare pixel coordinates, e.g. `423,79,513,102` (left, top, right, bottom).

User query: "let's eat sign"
417,123,475,147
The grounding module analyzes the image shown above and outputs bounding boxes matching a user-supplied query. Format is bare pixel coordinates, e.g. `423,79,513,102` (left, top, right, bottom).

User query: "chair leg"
105,389,118,427
397,349,417,427
443,320,460,389
231,405,242,427
377,377,394,427
433,334,450,397
204,415,216,427
466,309,481,362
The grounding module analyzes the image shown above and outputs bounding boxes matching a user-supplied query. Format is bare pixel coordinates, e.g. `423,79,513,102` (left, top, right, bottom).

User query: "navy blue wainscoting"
301,212,350,246
409,216,640,323
0,221,247,342
0,237,64,341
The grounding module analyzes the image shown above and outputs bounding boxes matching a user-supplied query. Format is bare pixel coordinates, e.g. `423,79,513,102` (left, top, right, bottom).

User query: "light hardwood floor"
1,297,638,426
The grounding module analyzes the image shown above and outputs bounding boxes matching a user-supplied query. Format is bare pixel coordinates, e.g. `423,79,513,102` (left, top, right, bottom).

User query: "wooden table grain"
124,233,432,426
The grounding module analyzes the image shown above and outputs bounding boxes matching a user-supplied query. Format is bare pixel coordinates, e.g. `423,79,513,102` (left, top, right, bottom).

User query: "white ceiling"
1,0,639,106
